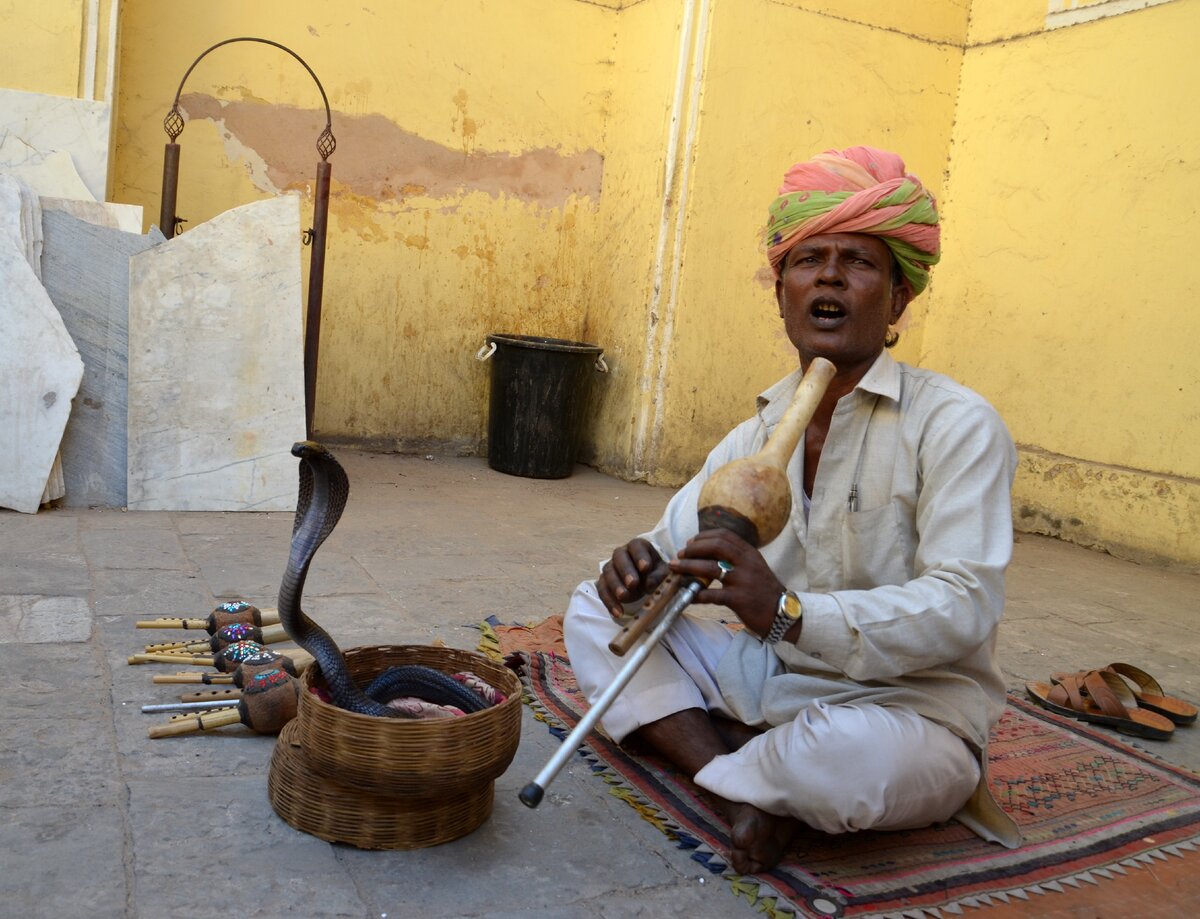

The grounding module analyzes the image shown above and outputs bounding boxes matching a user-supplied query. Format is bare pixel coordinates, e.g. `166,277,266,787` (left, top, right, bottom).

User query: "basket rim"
300,643,521,726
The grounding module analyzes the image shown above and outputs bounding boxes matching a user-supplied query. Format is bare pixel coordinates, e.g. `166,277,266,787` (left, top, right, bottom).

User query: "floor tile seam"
331,846,383,917
90,584,137,917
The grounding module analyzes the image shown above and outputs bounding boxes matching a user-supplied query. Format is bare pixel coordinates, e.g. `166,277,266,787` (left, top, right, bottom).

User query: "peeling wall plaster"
179,93,604,208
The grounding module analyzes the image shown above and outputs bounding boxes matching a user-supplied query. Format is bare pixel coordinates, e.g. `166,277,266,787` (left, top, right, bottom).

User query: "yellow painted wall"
0,0,118,102
579,0,689,475
112,0,613,449
923,0,1200,567
967,0,1046,43
769,0,971,44
0,1,86,97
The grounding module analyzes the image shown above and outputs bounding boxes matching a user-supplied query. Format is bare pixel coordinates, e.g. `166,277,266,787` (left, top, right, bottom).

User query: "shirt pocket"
841,499,912,589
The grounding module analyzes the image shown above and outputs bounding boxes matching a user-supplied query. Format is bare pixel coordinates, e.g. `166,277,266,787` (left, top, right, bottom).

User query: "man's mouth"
810,300,846,322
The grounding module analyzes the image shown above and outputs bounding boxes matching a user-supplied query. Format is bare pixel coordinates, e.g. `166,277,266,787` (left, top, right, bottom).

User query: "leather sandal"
1026,669,1175,740
1104,662,1197,726
1049,664,1197,726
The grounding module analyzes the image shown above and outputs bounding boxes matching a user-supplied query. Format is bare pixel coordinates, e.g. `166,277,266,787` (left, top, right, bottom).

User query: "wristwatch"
765,589,803,643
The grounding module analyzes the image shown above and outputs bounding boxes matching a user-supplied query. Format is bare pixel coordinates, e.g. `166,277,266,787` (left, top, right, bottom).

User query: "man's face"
775,232,909,376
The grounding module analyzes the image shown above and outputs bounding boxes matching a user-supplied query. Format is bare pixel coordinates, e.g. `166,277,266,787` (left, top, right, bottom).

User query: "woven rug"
511,648,1200,919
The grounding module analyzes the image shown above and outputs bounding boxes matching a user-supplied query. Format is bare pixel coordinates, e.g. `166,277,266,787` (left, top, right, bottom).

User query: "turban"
766,146,940,296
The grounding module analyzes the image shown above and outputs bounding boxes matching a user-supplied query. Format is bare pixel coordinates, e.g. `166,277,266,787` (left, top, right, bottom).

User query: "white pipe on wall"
83,0,100,99
105,0,119,105
631,0,700,478
650,0,710,470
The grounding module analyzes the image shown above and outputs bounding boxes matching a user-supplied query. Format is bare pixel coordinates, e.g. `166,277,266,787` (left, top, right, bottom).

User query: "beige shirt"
641,350,1016,754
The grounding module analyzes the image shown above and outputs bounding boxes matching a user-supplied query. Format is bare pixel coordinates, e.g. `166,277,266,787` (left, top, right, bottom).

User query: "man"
563,146,1020,875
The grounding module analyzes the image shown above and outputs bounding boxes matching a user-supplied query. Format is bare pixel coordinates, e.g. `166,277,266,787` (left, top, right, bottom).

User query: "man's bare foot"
631,710,796,873
724,801,799,875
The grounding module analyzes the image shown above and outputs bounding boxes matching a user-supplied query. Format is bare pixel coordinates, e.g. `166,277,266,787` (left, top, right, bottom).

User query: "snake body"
278,442,487,717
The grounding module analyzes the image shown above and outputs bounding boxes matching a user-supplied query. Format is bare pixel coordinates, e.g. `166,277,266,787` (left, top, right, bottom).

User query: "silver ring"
717,560,734,576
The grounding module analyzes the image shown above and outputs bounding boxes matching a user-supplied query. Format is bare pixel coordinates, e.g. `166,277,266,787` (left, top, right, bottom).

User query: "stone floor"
1,449,1197,918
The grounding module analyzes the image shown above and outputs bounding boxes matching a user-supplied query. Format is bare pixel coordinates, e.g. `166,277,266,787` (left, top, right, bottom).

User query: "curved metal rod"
159,35,336,437
165,36,334,152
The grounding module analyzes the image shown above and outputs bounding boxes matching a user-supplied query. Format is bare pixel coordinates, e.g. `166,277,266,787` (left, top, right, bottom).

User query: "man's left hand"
672,529,784,638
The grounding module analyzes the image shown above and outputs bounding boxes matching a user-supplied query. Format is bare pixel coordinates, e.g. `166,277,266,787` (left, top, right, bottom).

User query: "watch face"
782,592,802,620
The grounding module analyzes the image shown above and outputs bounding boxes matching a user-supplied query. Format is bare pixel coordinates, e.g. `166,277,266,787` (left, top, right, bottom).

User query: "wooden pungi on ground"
147,666,300,738
135,601,281,632
148,647,315,684
142,622,290,654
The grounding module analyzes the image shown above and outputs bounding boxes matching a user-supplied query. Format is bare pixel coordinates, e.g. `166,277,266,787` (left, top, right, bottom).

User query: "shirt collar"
756,350,901,427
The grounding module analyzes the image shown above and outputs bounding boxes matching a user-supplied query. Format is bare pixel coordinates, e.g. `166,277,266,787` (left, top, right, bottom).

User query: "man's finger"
628,539,659,574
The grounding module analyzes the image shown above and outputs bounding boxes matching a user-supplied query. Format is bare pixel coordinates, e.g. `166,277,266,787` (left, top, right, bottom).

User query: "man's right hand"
596,538,669,618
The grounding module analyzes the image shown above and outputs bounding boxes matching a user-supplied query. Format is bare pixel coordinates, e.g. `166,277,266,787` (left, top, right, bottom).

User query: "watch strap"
766,590,801,643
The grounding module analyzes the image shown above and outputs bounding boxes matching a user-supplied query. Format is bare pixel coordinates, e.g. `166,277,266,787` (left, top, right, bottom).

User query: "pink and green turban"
766,146,940,296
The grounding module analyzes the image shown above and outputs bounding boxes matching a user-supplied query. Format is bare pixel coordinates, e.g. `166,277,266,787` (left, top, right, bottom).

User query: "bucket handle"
475,339,607,372
475,341,497,362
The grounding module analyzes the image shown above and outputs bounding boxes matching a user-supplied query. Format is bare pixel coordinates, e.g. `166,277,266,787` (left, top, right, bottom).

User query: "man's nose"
816,257,845,285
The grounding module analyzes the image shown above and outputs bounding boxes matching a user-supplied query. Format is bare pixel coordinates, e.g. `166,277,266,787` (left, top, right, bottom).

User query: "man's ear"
890,284,911,325
775,276,784,318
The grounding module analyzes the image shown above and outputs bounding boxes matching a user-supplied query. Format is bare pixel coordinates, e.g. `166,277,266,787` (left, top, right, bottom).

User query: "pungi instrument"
149,647,315,684
136,601,280,631
129,639,273,669
147,665,300,738
142,622,290,654
520,357,835,807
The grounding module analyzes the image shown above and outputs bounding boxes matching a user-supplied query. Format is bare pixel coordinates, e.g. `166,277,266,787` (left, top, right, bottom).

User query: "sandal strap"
1106,662,1165,697
1084,669,1137,717
1049,672,1090,713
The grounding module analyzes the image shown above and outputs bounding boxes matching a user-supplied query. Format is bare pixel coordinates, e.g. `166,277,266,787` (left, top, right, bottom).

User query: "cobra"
277,441,487,717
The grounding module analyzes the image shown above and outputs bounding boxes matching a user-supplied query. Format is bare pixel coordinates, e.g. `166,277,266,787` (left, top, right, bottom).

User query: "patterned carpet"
514,649,1200,919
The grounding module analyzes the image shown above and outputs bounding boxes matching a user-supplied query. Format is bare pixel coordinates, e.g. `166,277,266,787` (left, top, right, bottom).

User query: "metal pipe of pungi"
518,578,704,808
142,699,241,714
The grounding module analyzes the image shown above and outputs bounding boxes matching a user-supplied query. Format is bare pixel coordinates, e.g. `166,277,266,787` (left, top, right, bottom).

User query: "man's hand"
672,529,784,638
596,538,670,618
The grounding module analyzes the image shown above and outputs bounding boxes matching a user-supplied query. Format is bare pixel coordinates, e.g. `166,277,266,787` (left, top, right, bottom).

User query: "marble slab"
0,149,95,201
0,174,77,510
0,235,85,513
0,173,44,275
42,196,143,234
127,195,305,511
41,210,164,507
42,455,65,505
0,88,112,202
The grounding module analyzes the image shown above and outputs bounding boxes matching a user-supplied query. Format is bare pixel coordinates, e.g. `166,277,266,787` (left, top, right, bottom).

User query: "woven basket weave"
268,720,496,849
296,644,523,797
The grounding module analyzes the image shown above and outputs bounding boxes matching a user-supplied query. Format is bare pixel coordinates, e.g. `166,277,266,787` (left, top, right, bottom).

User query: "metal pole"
518,579,703,807
159,143,180,238
304,160,331,437
159,39,336,433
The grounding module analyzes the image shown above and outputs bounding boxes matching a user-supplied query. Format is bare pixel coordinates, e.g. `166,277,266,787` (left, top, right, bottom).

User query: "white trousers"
563,581,980,835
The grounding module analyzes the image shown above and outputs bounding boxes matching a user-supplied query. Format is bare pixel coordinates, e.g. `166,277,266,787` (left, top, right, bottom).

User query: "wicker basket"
268,720,496,849
296,644,523,797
